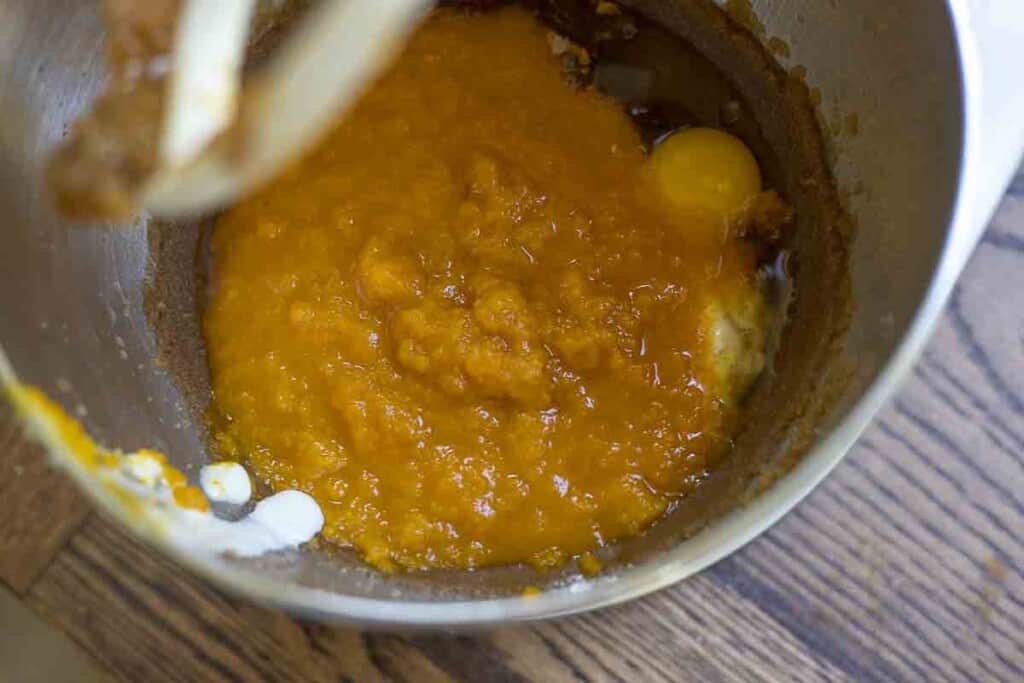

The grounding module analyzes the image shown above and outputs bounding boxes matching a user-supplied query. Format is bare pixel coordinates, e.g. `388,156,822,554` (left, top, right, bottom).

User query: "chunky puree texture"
205,7,773,572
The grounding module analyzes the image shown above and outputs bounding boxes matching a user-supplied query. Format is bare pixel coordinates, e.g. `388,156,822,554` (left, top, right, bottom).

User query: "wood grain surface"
2,172,1022,681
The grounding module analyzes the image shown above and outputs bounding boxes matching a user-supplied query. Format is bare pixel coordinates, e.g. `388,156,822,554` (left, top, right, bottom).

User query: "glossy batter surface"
205,7,770,571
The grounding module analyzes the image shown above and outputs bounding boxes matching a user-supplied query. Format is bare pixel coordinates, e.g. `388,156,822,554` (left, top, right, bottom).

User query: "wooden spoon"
142,0,432,217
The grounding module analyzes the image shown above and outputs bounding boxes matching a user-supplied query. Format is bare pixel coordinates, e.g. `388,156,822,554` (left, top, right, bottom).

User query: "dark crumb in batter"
737,190,794,245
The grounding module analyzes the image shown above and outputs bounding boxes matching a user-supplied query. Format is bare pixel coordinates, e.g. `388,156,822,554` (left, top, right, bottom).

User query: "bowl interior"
0,0,963,618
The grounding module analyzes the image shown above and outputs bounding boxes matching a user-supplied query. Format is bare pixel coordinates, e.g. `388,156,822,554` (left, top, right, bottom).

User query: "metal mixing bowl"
1,0,1022,626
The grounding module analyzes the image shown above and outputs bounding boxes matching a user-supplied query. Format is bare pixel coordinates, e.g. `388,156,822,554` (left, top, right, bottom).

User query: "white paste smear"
169,489,325,558
200,461,253,505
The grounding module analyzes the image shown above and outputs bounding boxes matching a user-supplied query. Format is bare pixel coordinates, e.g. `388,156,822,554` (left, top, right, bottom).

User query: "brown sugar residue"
843,113,860,137
595,1,621,16
737,191,794,245
723,0,767,37
547,31,593,86
767,37,790,58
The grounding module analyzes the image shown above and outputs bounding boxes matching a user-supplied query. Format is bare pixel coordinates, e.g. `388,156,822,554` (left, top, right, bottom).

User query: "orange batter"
205,7,775,572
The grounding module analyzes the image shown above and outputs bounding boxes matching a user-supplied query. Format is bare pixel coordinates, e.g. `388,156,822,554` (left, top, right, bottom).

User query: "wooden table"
2,173,1022,682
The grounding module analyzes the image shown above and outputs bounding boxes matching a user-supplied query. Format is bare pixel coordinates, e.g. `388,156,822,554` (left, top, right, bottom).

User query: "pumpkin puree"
205,7,776,572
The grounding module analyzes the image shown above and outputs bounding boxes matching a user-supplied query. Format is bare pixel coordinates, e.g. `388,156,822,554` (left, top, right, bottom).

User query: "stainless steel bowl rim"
6,0,1024,627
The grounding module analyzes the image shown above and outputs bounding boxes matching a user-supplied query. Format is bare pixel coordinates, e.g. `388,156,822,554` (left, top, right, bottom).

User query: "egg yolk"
651,127,762,219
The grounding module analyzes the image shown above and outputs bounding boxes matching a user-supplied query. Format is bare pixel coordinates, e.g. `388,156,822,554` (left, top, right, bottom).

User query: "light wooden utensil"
142,0,432,217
